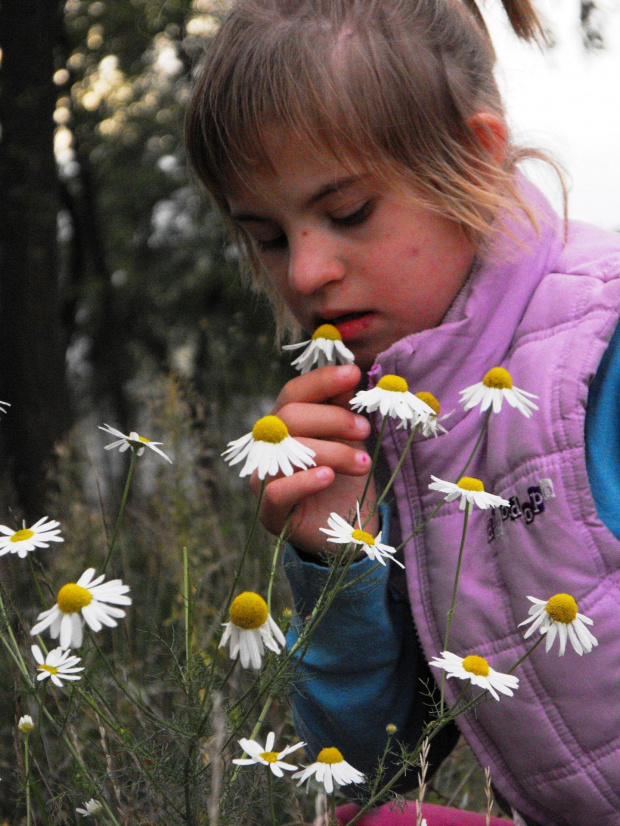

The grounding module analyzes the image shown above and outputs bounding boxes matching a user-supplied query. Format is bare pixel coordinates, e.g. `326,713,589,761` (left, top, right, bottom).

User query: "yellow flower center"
462,655,490,677
457,477,484,492
317,747,344,764
482,367,513,390
351,529,375,546
377,374,408,393
415,392,440,416
251,415,289,444
57,583,93,614
259,751,279,763
229,592,268,629
38,664,59,676
10,529,34,543
545,593,578,624
138,435,150,443
312,323,342,341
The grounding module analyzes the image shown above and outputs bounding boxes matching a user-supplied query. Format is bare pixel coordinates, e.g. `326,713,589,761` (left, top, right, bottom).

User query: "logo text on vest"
487,478,555,542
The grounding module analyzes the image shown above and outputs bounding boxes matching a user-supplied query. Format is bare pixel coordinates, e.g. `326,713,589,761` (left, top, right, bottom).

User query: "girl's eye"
331,201,373,227
254,234,288,252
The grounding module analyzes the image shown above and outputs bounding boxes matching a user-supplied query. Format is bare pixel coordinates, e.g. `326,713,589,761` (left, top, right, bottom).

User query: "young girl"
185,1,620,824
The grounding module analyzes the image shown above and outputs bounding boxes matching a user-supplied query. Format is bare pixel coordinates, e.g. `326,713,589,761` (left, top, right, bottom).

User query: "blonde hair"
185,0,564,337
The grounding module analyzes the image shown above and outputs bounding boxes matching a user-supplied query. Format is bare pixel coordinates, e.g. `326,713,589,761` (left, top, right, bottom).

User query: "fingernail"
316,468,331,482
355,452,370,467
355,416,370,435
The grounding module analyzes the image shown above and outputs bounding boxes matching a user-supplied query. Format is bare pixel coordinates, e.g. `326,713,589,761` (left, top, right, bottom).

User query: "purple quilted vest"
370,181,620,826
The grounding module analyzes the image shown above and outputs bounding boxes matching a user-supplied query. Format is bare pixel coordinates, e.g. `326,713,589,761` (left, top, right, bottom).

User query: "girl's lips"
328,312,374,341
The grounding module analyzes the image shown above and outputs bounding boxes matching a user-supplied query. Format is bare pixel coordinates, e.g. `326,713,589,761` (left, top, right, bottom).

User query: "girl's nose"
287,232,346,296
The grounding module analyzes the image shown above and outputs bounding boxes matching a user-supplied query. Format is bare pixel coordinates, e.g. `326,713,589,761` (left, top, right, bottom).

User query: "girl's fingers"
273,364,361,411
278,402,370,441
256,467,335,536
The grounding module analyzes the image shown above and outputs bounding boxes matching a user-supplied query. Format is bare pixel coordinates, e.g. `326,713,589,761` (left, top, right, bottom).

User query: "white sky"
483,0,620,230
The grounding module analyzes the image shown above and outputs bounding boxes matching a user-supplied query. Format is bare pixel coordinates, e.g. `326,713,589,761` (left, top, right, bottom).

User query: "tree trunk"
0,0,71,518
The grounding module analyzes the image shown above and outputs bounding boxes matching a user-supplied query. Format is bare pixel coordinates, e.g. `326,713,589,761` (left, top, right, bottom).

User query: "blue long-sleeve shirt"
283,319,620,786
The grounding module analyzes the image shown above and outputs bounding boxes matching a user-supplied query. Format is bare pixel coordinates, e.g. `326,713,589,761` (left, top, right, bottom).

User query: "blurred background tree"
0,0,289,519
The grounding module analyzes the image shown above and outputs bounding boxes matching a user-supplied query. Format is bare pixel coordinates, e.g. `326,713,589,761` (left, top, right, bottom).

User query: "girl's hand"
250,364,378,557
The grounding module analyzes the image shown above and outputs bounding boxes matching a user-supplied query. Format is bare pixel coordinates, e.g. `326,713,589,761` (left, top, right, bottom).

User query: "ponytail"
463,0,548,44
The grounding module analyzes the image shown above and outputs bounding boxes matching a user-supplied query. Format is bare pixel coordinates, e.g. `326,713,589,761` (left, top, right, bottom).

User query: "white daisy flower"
414,392,450,438
232,731,305,777
293,747,365,794
76,799,103,817
0,516,63,559
222,415,316,480
319,502,404,568
428,476,509,514
430,651,519,702
350,374,434,428
283,324,355,373
32,644,84,687
519,593,598,656
0,400,10,415
459,367,538,418
18,715,34,734
30,568,131,650
99,423,172,463
219,592,285,670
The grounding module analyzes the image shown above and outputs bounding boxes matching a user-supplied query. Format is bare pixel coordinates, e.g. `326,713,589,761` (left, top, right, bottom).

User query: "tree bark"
0,0,71,517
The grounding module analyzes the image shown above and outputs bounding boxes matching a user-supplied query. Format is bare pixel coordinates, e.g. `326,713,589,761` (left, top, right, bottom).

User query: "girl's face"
227,136,475,371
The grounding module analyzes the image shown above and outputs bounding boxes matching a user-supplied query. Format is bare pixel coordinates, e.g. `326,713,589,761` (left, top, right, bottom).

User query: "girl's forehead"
226,130,369,206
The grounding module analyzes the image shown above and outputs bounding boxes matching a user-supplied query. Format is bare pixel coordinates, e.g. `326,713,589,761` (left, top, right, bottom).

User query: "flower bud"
18,715,34,734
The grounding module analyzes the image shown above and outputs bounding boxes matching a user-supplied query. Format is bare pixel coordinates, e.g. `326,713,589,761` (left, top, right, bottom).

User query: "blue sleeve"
283,528,459,789
586,318,620,540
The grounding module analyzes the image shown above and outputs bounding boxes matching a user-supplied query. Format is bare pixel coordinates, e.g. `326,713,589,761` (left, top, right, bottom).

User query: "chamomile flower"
519,594,598,656
222,415,316,479
428,476,509,514
319,503,404,568
76,799,103,817
459,367,538,418
293,747,365,794
0,516,63,559
232,731,305,777
18,715,34,735
30,568,131,650
430,651,519,701
283,324,355,373
31,644,84,687
219,592,285,670
350,374,434,428
99,423,172,463
415,392,450,438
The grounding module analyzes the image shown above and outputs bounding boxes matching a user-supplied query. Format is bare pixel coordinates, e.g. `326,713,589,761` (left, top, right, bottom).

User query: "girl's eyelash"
331,201,373,227
252,201,374,251
255,235,287,252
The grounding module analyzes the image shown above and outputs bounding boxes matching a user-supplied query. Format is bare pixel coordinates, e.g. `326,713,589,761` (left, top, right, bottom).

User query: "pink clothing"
370,182,620,825
336,801,511,825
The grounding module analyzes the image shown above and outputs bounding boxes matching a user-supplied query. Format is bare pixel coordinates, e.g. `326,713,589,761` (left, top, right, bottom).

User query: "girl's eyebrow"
229,174,369,223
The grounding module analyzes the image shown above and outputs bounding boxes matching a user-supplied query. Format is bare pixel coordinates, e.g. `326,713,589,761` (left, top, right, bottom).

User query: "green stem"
183,546,191,673
373,424,417,514
395,408,492,551
267,511,293,614
0,590,30,679
230,694,275,783
267,771,276,826
507,633,545,673
222,478,267,618
358,417,387,518
28,556,49,610
24,735,31,826
102,448,137,574
440,506,470,714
